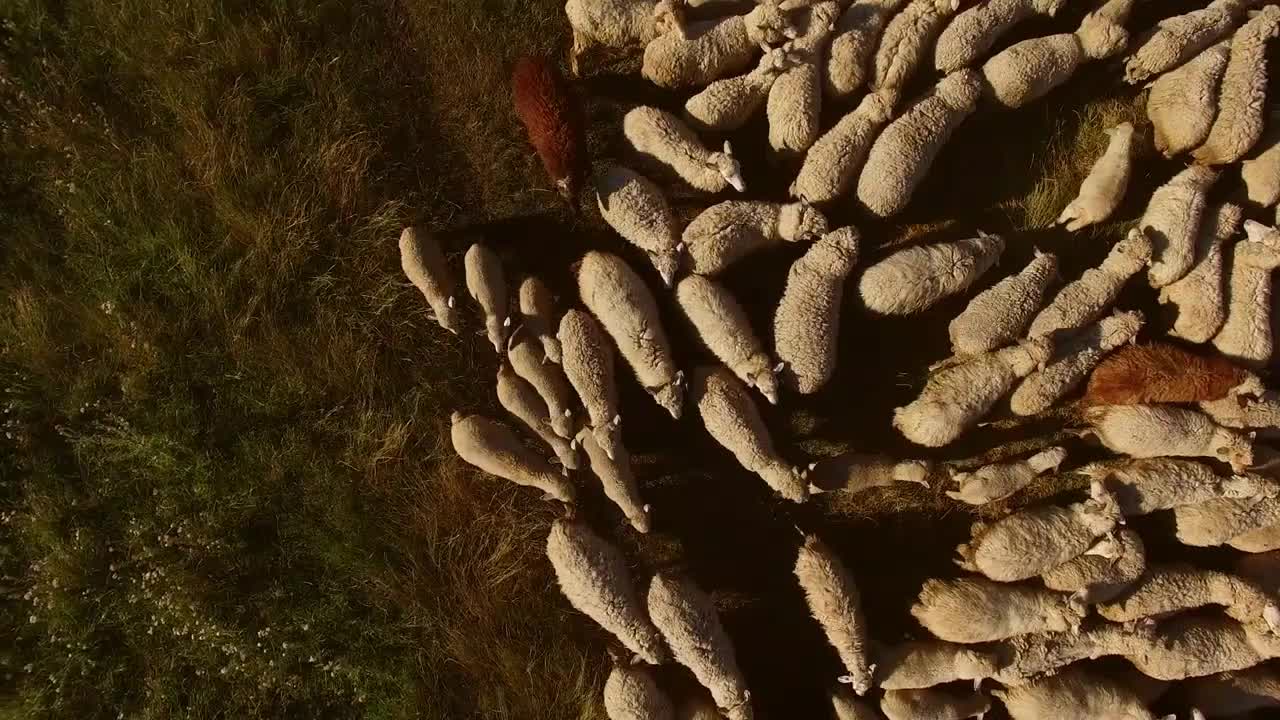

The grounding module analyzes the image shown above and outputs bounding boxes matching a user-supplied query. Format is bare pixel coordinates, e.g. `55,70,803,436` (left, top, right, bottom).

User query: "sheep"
518,277,563,364
685,46,793,132
825,0,910,101
1083,404,1254,472
578,251,685,419
596,165,684,288
464,243,511,353
1055,122,1135,232
546,519,666,664
767,1,843,154
1160,203,1245,343
910,577,1086,644
1184,665,1280,718
875,640,1001,690
1041,527,1146,604
623,106,746,193
893,338,1053,448
675,275,780,405
855,69,984,218
604,663,675,720
564,0,681,77
1201,391,1280,431
450,412,577,503
1026,227,1153,338
1097,564,1280,633
1243,132,1280,207
1117,615,1280,681
1123,0,1259,85
1142,165,1220,288
992,665,1173,720
1230,522,1280,552
399,226,461,334
872,0,962,93
795,534,874,694
990,623,1147,685
509,330,578,439
641,0,803,88
558,309,623,460
1081,342,1260,407
1147,40,1230,157
934,0,1069,74
496,363,581,471
880,688,990,720
647,573,752,720
790,90,897,205
831,687,881,720
859,231,1005,316
1009,309,1146,417
1079,458,1274,516
945,446,1067,505
1212,220,1280,367
692,366,806,502
948,250,1058,356
773,227,859,395
1174,495,1280,548
512,56,587,203
578,429,652,533
1192,6,1280,166
955,480,1122,582
682,200,829,275
808,453,932,493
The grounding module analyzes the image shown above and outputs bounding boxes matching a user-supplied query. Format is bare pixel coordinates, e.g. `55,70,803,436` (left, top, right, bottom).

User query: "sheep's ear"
675,370,685,385
611,413,621,429
674,242,685,253
722,139,733,156
503,316,512,327
447,295,457,308
773,361,785,372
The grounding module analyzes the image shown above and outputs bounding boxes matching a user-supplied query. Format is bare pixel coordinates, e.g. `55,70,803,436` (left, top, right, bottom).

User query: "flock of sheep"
399,0,1280,717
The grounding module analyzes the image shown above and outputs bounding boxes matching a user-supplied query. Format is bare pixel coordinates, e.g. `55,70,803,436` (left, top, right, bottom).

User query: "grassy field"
0,0,1245,718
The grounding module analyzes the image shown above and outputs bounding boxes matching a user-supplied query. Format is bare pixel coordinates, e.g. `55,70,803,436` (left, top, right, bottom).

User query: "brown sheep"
1081,343,1259,407
511,55,588,205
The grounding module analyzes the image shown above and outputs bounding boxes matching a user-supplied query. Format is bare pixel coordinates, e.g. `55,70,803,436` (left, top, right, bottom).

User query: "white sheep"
875,640,1001,690
1174,495,1280,548
911,577,1086,644
546,519,666,664
1143,165,1220,288
1212,220,1280,367
564,0,681,76
623,106,746,193
399,226,461,334
1123,0,1259,85
604,663,675,720
1147,40,1230,157
682,200,829,275
450,412,577,503
773,227,859,395
509,330,578,439
893,338,1053,448
1010,309,1145,417
1243,132,1280,207
1055,122,1135,232
1161,203,1244,344
873,0,962,93
558,309,623,460
641,0,803,88
1202,391,1280,431
825,0,910,101
596,165,684,287
945,446,1067,505
578,251,685,419
676,275,780,405
993,665,1173,720
518,276,562,364
856,69,984,218
692,366,806,502
464,243,511,353
1083,404,1254,472
831,687,881,720
1193,6,1280,166
1118,615,1280,681
955,480,1122,581
685,46,793,132
578,429,652,533
795,535,874,694
934,0,1069,74
990,623,1146,685
859,231,1005,316
496,363,580,471
1080,457,1273,516
1185,665,1280,718
1041,527,1146,604
1096,564,1280,633
948,249,1057,356
808,453,932,493
880,688,990,720
790,90,897,205
647,573,752,720
1026,227,1153,338
767,1,843,154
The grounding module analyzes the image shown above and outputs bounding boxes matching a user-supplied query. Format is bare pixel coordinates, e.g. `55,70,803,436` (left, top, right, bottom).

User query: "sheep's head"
861,88,899,123
1083,480,1123,533
1113,227,1154,267
1031,0,1069,16
893,460,932,486
746,355,780,405
650,372,685,419
1005,337,1054,376
436,295,464,334
1213,429,1254,472
779,201,830,242
1076,13,1129,61
1103,121,1134,145
590,421,624,463
711,141,746,192
745,0,802,45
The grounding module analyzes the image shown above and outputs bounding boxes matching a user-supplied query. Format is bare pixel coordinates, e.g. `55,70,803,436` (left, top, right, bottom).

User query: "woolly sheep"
1041,527,1146,604
945,446,1067,505
1142,165,1219,288
604,663,675,720
990,623,1143,685
692,366,806,502
596,165,684,288
685,47,793,132
911,577,1086,644
1147,40,1230,157
1097,564,1280,633
1026,227,1153,338
558,309,623,460
875,640,1001,690
808,453,932,493
773,227,859,394
992,665,1173,720
641,0,802,88
565,0,681,76
790,90,897,205
1118,615,1280,681
1185,665,1280,717
623,106,746,193
512,56,588,203
825,0,910,100
948,250,1057,356
1123,0,1259,84
450,412,577,503
795,535,874,694
1081,341,1260,407
859,231,1005,316
578,251,685,419
676,275,780,405
1212,221,1280,367
1010,309,1145,417
518,277,563,364
1174,495,1280,548
831,687,881,720
1230,522,1280,552
1201,391,1280,431
399,226,461,334
767,1,842,154
934,0,1068,74
1192,6,1280,166
872,0,962,93
1080,458,1273,516
1055,122,1134,232
893,338,1052,448
880,688,990,720
578,429,652,533
1242,132,1280,207
682,200,829,275
955,480,1122,581
856,69,983,218
546,519,666,664
1084,404,1254,472
509,330,578,439
1160,203,1244,343
496,363,580,471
